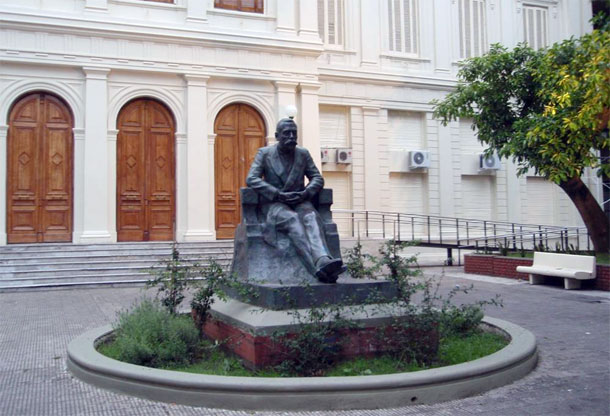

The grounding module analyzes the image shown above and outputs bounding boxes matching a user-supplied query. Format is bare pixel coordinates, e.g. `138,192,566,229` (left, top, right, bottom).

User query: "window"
387,0,418,55
214,0,264,14
522,4,548,49
318,0,344,47
458,0,487,58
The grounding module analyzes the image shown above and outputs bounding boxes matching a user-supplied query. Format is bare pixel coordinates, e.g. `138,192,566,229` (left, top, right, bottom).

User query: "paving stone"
0,268,608,416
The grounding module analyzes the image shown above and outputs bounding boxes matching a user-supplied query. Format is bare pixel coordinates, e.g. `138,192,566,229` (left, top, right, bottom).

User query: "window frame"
214,0,264,14
318,0,345,50
458,0,488,59
384,0,419,57
522,3,549,50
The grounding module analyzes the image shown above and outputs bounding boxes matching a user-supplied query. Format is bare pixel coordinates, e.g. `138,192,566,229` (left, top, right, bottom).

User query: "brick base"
464,254,610,291
199,314,438,370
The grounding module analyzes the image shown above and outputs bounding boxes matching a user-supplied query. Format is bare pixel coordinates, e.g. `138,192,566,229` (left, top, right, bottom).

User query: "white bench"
516,252,596,290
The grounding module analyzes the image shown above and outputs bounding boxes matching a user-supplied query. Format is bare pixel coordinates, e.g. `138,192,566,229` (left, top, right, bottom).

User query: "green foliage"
102,299,200,368
190,260,228,329
272,296,359,377
432,29,610,252
147,243,190,315
439,332,508,365
432,31,610,182
150,331,508,377
343,241,377,279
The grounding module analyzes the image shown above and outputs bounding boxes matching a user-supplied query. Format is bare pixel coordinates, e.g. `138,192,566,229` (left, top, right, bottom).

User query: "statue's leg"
296,202,345,283
295,202,331,263
274,207,318,276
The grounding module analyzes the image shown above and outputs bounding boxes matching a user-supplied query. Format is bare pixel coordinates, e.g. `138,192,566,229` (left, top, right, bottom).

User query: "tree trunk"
559,176,609,253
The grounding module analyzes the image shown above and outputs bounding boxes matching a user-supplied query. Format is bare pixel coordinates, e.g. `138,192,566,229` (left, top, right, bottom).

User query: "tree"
432,25,610,254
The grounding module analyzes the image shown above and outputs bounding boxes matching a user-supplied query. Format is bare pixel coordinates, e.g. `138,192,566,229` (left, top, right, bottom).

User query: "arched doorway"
214,103,266,239
7,92,74,243
116,98,176,241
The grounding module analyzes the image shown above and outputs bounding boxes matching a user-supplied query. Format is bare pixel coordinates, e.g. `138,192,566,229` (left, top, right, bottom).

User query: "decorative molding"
175,132,187,144
83,67,111,79
208,133,217,145
273,81,299,93
183,74,210,86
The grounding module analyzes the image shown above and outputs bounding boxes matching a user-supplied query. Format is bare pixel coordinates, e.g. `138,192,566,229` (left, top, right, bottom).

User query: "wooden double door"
117,99,175,241
214,104,266,239
7,93,73,243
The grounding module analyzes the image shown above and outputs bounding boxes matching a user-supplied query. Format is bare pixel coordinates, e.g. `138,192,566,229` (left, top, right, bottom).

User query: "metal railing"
331,209,593,263
332,209,586,245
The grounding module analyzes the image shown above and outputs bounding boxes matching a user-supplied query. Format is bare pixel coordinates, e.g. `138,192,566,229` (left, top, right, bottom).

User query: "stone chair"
230,187,342,285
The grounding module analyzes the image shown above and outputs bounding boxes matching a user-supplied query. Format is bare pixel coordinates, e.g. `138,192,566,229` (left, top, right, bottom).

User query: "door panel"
117,99,175,241
214,104,265,239
7,93,73,243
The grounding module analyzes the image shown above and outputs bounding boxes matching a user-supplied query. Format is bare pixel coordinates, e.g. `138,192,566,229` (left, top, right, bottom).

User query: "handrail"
331,208,592,254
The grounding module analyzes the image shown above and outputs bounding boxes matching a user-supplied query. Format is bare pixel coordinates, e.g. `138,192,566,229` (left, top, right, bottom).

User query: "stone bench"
516,252,596,290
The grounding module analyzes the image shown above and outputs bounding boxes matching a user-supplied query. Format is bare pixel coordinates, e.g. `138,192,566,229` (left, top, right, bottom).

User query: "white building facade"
0,0,600,245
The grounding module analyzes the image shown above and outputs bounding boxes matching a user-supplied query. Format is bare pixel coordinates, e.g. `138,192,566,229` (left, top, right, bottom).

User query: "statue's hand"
278,191,305,205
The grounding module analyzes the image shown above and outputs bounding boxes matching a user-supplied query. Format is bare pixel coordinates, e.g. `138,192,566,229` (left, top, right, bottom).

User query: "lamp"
285,105,298,119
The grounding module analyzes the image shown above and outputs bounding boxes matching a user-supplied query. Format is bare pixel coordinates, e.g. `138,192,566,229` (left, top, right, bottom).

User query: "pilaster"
187,0,208,23
276,0,297,33
208,133,217,240
298,83,322,168
72,128,86,243
274,81,298,121
79,67,113,243
298,0,319,40
106,129,118,242
362,106,381,211
437,120,456,217
85,0,107,11
183,75,214,241
0,125,7,245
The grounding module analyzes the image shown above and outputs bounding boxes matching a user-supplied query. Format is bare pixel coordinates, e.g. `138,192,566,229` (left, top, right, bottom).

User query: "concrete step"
0,241,234,291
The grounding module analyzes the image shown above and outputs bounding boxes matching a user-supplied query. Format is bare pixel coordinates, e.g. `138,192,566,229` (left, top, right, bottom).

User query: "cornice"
318,67,457,90
0,12,323,56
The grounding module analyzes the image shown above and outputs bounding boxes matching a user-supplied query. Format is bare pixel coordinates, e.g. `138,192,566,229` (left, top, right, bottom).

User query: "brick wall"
464,254,610,291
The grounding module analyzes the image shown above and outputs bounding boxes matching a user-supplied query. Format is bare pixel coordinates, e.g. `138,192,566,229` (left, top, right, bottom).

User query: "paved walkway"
1,267,609,416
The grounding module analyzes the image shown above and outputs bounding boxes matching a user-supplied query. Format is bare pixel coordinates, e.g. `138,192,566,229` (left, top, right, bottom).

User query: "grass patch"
98,330,508,377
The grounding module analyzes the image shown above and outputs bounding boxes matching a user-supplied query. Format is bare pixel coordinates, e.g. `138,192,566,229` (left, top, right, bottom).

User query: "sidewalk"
0,267,608,416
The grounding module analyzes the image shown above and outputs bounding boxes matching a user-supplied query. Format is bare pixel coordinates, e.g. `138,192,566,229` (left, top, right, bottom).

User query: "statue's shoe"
315,257,346,283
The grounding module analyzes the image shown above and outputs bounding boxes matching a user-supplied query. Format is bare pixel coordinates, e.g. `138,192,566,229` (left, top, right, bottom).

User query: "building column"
437,120,456,217
0,125,7,245
85,0,107,11
298,0,319,40
183,75,214,241
207,133,217,238
276,0,296,33
72,128,86,243
363,106,381,211
79,67,112,243
298,83,322,168
187,0,207,23
274,81,298,121
106,129,118,242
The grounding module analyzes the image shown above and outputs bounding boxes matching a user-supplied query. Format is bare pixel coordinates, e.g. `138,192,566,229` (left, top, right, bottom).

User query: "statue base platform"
198,278,436,370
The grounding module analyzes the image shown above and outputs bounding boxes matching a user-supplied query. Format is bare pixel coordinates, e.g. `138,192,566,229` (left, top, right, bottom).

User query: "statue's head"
275,118,298,153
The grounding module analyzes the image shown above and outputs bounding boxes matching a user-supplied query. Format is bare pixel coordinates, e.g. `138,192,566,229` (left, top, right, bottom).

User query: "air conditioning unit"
479,153,501,171
408,150,430,169
336,148,352,164
320,148,333,163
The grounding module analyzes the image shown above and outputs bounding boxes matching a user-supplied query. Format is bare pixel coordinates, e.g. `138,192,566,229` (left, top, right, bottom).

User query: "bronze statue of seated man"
245,118,346,283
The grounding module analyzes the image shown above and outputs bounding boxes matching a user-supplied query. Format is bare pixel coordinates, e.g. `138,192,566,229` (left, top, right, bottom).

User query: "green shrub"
107,299,200,368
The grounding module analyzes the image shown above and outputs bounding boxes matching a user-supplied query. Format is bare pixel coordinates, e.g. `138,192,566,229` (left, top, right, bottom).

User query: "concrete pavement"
0,267,608,416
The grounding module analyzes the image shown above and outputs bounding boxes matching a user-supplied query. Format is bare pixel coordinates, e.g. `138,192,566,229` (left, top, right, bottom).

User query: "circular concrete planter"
67,316,537,411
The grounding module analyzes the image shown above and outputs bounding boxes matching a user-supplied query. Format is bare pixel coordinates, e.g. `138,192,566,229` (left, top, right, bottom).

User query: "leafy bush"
343,241,377,279
107,299,200,368
147,243,191,315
